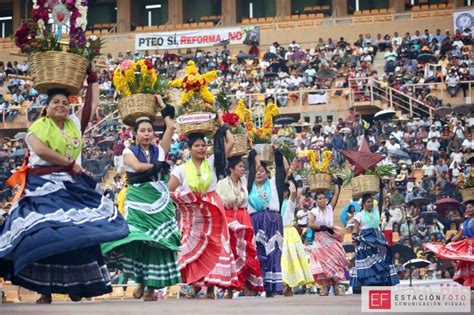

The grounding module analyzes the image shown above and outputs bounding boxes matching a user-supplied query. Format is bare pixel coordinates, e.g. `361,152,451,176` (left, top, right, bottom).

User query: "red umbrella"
341,138,385,176
435,198,461,208
434,198,461,217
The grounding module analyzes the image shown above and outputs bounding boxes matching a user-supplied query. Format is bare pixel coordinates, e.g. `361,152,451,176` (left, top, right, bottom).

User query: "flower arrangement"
113,59,169,98
222,113,245,135
237,100,279,144
14,0,102,61
170,60,218,114
457,166,474,189
307,149,333,174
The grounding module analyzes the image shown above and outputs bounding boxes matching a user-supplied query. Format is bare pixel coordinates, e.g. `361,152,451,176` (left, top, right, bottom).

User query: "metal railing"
348,77,437,117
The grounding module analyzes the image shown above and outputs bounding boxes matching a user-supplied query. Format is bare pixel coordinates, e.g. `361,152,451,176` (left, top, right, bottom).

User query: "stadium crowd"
1,26,473,290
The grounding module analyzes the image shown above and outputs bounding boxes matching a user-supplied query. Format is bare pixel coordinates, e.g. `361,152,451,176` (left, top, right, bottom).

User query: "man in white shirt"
462,134,474,150
428,125,440,139
386,138,401,151
296,206,310,227
446,70,461,97
426,137,440,152
450,146,464,165
422,160,436,178
391,32,402,47
391,125,404,142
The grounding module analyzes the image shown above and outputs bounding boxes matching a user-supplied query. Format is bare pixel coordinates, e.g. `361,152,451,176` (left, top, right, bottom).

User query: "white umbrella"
14,132,28,140
374,109,396,120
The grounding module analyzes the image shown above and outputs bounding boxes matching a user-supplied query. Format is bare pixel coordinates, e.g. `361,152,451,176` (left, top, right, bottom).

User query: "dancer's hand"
72,162,83,175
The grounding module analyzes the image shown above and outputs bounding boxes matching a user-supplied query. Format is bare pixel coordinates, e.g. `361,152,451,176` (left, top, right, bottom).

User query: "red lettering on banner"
228,31,242,41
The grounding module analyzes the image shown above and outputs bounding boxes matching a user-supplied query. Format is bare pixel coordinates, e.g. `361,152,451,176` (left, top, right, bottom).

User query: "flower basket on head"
351,175,380,198
222,111,248,157
170,61,219,136
236,100,279,164
176,112,218,136
254,143,274,164
29,51,89,95
113,59,169,126
458,167,474,203
461,188,474,203
307,149,333,192
15,1,103,95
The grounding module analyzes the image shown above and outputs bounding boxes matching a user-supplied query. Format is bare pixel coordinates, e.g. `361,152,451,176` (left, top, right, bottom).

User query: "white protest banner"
453,10,474,35
135,26,260,50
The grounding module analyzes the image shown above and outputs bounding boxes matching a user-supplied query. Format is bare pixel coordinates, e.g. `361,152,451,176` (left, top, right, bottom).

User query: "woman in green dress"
102,98,180,301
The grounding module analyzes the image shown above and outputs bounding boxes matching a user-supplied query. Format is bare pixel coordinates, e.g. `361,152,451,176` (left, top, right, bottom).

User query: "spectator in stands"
446,69,461,97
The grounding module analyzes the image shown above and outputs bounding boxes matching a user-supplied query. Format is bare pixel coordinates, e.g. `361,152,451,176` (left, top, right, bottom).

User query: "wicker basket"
351,175,380,198
461,187,474,203
229,133,248,157
180,121,218,136
254,143,274,165
29,51,89,95
308,173,333,192
118,93,160,126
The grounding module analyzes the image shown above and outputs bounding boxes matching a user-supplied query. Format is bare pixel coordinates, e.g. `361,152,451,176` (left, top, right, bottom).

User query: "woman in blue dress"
350,181,399,292
0,83,129,303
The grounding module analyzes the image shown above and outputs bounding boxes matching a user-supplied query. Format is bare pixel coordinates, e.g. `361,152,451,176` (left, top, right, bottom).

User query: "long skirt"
424,238,474,288
171,191,238,288
281,226,313,288
102,181,181,289
225,207,264,292
251,210,283,294
350,228,399,288
0,173,129,297
310,231,349,284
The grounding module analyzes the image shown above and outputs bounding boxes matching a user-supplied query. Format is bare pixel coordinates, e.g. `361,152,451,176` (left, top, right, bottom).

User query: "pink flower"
120,60,134,72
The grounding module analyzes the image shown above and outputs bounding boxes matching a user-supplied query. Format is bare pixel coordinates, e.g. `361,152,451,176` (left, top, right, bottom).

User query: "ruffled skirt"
309,231,349,284
172,191,238,288
281,226,313,288
251,210,283,294
0,173,129,296
424,238,474,288
102,181,181,289
350,228,399,288
225,208,264,292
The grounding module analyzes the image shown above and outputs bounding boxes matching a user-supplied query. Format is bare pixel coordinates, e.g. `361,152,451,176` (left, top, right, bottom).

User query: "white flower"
37,19,45,32
90,35,98,41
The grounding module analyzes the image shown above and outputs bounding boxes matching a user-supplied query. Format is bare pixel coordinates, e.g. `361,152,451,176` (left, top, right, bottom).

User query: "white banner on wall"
135,26,260,50
453,9,474,34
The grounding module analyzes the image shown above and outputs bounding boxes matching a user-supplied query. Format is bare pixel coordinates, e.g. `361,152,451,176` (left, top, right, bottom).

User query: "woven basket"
308,173,333,192
29,51,89,95
461,187,474,203
351,175,380,198
118,93,160,126
254,143,274,165
179,114,218,136
229,133,248,157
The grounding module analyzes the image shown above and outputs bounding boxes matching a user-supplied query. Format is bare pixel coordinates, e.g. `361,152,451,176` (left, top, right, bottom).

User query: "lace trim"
125,181,170,215
255,230,283,256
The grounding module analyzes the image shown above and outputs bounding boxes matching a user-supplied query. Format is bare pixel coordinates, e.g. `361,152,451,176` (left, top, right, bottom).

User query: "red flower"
144,59,154,70
222,113,240,126
15,23,30,39
32,8,49,22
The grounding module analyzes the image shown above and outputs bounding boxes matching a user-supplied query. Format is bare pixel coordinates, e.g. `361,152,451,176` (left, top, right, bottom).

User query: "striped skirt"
225,208,264,292
102,181,181,289
0,173,129,297
172,191,239,289
309,231,349,283
350,228,399,288
251,210,283,294
281,226,313,288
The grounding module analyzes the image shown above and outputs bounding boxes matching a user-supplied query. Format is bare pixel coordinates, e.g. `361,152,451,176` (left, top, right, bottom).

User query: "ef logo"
369,290,391,309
